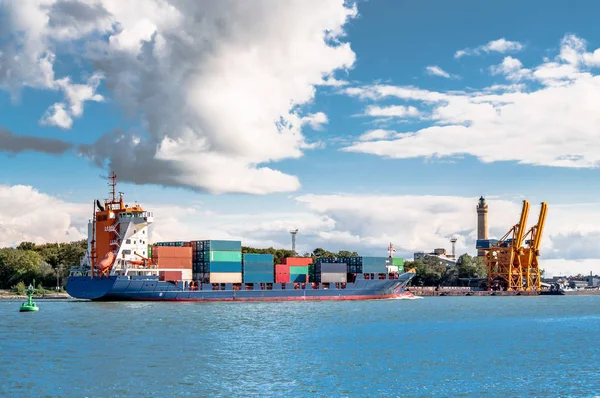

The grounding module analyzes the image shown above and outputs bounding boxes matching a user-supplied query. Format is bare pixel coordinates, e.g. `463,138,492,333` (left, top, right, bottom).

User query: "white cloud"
1,0,358,194
40,103,73,129
358,129,399,141
301,112,329,130
0,185,87,247
455,38,524,58
342,34,600,169
489,56,531,81
426,65,456,79
363,105,420,118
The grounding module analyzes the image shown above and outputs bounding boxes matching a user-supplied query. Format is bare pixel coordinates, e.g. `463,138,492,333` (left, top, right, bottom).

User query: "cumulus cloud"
455,38,524,58
425,65,457,79
341,34,600,169
0,185,87,247
1,0,357,194
358,129,399,141
0,127,73,154
362,105,420,118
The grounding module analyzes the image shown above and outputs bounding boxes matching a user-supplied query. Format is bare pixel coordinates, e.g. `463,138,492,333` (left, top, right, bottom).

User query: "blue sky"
2,0,600,275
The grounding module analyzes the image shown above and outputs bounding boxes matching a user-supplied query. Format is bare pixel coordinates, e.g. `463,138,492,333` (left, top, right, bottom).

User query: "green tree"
17,242,36,251
0,248,43,288
456,253,487,279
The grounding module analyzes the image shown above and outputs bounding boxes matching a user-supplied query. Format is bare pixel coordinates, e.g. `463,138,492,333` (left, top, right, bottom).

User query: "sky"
2,0,600,277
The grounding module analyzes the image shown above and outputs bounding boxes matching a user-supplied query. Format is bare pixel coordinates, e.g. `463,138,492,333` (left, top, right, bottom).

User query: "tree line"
0,240,87,291
405,253,487,287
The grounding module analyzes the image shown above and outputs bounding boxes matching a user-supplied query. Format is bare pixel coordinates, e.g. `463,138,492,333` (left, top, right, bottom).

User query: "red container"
275,273,290,283
159,270,182,281
283,257,312,266
275,264,289,274
184,242,192,247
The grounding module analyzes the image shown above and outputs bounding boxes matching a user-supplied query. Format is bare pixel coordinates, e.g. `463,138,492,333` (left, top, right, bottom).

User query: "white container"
320,272,347,283
209,272,242,283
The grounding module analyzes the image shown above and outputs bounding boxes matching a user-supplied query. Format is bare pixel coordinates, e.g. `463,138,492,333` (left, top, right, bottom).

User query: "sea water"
0,296,599,397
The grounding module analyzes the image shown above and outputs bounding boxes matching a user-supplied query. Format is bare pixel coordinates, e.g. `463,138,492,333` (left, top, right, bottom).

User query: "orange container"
159,270,182,281
152,247,192,269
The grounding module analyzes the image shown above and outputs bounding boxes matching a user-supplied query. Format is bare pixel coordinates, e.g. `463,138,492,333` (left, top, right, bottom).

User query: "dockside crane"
521,202,548,291
485,200,530,291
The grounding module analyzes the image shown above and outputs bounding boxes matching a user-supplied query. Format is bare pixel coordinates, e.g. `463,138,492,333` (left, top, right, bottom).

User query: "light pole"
56,264,64,291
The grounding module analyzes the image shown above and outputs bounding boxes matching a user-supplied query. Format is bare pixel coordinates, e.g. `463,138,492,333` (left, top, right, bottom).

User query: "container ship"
66,174,416,302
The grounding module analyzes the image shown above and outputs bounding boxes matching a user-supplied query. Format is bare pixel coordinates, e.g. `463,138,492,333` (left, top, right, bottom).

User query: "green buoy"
19,280,39,312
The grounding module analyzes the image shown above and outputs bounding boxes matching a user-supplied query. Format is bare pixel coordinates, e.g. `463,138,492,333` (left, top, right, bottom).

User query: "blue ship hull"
66,273,416,301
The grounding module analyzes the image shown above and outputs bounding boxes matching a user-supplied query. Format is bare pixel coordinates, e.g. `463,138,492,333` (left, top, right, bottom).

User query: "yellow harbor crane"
485,200,530,291
483,200,549,291
521,202,548,291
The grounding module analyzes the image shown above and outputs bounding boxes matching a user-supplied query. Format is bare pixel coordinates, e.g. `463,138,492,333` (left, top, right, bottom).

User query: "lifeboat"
97,251,115,272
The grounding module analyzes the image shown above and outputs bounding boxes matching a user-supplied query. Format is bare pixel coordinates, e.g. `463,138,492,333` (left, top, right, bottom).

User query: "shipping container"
275,264,289,274
275,273,290,283
209,251,242,262
289,265,309,274
387,265,399,273
283,257,312,266
243,253,274,263
397,265,405,273
363,264,387,274
209,272,242,284
159,270,182,281
361,256,389,265
319,272,347,283
347,265,363,274
204,240,242,252
476,239,500,249
209,261,242,273
392,257,404,266
243,273,274,283
290,274,307,283
316,263,347,273
155,241,186,247
243,262,273,273
152,246,192,269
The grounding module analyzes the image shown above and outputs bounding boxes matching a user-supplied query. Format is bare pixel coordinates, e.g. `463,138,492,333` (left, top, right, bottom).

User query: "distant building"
414,249,457,267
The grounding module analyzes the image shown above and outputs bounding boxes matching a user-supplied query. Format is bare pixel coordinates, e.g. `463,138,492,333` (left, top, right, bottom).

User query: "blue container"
243,262,273,273
243,253,274,263
243,273,274,283
290,274,307,283
363,265,387,274
209,261,242,273
203,240,242,251
361,256,388,265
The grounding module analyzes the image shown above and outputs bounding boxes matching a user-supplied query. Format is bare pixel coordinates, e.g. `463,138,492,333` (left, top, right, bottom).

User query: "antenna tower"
450,237,457,259
108,171,117,202
388,242,395,258
290,229,298,255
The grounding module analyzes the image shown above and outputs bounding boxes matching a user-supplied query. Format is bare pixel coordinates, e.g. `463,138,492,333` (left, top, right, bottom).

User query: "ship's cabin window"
126,239,131,244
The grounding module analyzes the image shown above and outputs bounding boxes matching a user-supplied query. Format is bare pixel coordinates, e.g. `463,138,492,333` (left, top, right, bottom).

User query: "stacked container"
280,257,312,283
316,263,347,283
242,253,274,283
151,246,192,281
190,240,242,283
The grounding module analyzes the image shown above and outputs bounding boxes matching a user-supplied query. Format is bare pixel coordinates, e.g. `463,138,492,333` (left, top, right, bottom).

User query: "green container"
392,257,404,266
397,265,404,273
290,266,309,274
210,250,242,262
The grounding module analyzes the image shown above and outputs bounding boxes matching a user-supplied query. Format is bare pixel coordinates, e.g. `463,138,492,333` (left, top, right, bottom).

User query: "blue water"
1,296,599,397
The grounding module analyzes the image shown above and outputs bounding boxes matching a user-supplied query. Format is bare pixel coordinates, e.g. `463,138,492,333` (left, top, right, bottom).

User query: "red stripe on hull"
126,292,414,302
